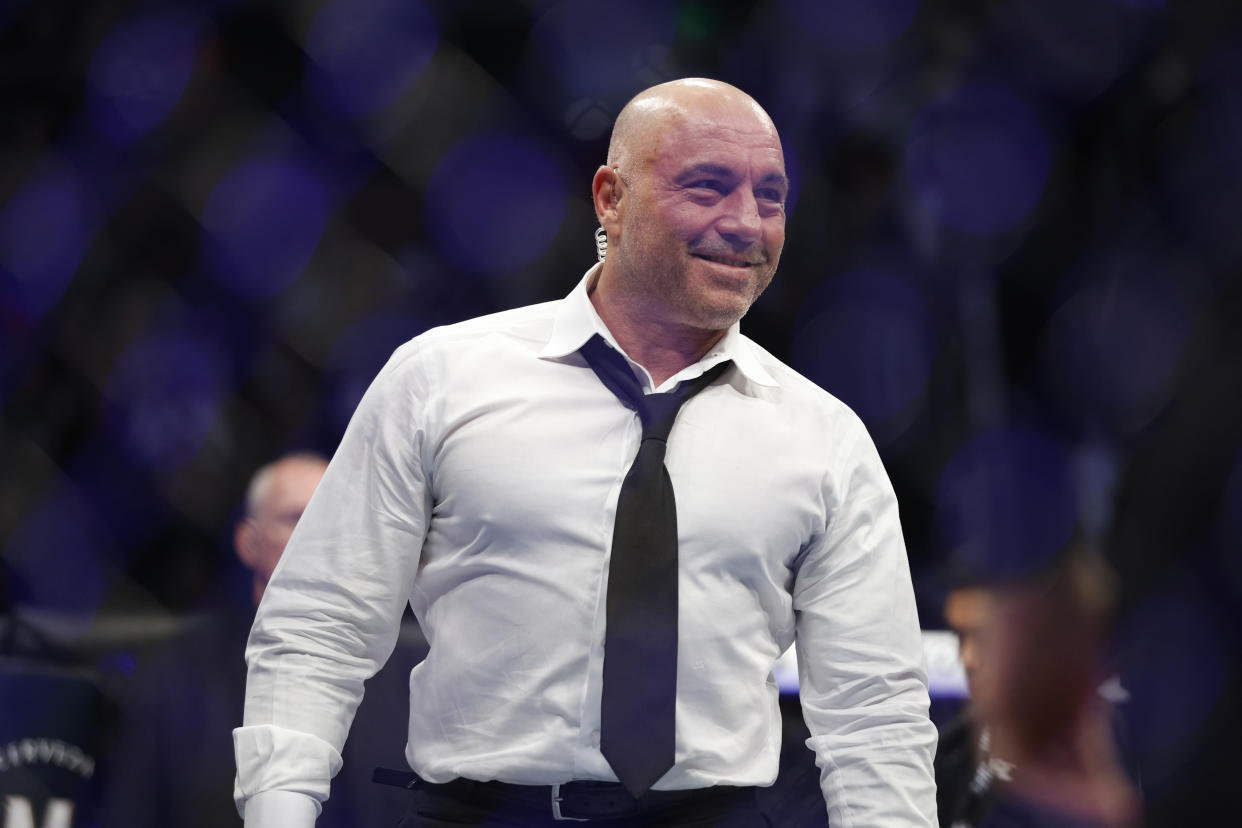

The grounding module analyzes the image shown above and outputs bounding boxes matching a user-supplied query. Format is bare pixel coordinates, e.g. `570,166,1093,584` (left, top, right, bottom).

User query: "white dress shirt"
234,265,938,826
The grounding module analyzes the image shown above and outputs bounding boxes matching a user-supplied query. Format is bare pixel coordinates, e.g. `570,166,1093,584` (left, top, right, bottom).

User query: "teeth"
698,254,750,266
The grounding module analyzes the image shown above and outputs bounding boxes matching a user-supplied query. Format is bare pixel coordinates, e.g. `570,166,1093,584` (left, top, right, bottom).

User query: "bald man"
235,453,329,606
234,79,936,827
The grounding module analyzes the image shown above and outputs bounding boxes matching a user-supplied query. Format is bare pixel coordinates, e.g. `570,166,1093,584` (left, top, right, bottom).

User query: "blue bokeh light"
1039,259,1189,433
1114,585,1227,789
777,0,920,51
85,11,202,144
325,309,429,434
936,425,1080,581
996,0,1129,102
0,162,93,320
904,83,1050,235
105,330,228,472
426,132,568,275
791,267,936,438
530,0,677,98
305,0,438,120
6,485,109,624
202,155,331,299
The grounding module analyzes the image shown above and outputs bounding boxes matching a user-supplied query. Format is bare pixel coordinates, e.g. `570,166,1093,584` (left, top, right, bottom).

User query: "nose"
717,188,762,247
959,636,979,681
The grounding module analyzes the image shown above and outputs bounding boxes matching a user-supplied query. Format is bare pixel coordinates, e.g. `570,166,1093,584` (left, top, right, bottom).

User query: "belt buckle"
551,784,590,822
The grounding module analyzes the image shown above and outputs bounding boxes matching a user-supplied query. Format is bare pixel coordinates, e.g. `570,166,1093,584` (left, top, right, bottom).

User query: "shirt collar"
538,264,779,389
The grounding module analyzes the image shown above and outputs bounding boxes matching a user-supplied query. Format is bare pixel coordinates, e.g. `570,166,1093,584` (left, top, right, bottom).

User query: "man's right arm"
233,342,434,824
241,790,321,827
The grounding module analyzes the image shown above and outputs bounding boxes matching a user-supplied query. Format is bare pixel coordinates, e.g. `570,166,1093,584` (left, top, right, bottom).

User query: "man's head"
234,452,328,606
592,78,788,333
943,584,994,705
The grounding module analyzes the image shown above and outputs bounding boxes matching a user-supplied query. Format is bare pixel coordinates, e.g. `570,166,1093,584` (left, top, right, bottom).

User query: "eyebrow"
675,163,790,192
676,163,736,181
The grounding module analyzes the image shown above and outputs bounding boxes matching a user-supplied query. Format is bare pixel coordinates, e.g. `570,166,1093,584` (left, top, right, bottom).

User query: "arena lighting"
790,267,936,444
85,11,202,145
529,0,676,99
323,309,430,434
1038,260,1190,435
776,0,920,52
104,329,227,472
5,486,110,626
201,155,331,300
904,82,1050,236
1112,588,1227,780
994,0,1129,102
0,163,92,320
426,132,568,276
935,425,1079,583
304,0,437,120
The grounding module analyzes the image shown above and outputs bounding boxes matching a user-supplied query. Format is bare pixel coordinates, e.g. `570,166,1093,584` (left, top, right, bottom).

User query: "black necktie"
579,334,731,798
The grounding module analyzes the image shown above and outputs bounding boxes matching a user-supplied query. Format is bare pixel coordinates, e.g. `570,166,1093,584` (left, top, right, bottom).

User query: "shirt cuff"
243,790,320,828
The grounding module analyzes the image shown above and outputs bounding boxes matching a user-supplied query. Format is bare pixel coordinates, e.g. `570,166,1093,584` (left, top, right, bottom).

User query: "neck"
588,267,727,387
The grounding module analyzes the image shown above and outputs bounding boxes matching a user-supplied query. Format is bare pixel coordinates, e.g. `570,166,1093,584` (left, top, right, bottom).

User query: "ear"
591,165,624,238
235,519,256,568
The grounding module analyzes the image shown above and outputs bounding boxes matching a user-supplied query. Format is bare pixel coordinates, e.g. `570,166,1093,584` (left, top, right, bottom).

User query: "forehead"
264,461,324,507
646,104,785,177
944,588,992,629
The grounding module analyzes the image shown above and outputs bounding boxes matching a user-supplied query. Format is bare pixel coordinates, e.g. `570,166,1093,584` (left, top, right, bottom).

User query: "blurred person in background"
235,453,333,607
934,577,999,827
2,564,111,828
234,78,936,828
934,541,1140,828
100,452,422,828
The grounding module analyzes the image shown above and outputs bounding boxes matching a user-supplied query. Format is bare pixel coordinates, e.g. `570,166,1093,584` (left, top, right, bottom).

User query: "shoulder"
735,334,871,439
377,299,562,382
415,300,561,351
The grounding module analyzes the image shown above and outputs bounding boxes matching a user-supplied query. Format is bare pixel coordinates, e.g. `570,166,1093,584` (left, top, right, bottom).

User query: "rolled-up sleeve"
793,416,938,827
233,340,434,819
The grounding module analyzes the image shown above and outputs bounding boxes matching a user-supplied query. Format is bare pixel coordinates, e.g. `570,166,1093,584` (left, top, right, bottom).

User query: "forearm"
241,789,320,828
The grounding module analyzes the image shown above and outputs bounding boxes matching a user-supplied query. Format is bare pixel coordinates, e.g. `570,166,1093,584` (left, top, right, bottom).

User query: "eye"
756,187,785,204
688,179,725,193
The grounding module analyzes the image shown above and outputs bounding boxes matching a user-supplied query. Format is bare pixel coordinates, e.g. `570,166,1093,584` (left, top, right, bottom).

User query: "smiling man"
234,79,937,827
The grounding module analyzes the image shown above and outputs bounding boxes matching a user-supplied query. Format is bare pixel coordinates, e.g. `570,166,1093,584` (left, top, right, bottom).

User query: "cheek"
255,532,291,574
765,221,786,255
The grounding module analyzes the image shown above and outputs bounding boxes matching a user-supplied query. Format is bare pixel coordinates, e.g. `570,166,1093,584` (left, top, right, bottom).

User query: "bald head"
589,78,788,351
236,452,328,605
607,78,781,177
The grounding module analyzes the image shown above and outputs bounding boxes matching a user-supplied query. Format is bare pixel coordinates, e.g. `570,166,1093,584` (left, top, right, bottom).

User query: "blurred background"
1,0,1240,824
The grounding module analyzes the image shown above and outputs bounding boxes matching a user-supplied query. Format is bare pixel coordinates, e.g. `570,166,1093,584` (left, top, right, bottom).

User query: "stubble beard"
615,225,777,333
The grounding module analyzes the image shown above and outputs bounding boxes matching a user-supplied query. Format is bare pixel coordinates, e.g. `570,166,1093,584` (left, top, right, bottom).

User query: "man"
234,78,937,827
235,453,332,606
100,453,418,828
934,581,1004,827
934,548,1140,828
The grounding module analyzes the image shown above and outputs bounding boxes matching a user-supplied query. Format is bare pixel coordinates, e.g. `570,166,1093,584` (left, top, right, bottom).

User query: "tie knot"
637,392,686,443
578,334,732,443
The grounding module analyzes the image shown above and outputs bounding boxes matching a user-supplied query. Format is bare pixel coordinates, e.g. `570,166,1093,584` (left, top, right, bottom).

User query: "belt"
373,769,750,822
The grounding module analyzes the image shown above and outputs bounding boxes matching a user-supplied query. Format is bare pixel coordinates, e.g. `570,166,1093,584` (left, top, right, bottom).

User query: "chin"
685,303,749,332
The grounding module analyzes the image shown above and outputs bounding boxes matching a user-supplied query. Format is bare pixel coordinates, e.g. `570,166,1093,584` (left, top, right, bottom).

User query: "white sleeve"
793,416,939,827
242,789,321,827
233,340,434,816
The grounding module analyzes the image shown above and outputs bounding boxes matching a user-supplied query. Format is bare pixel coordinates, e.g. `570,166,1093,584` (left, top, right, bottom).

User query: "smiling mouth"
693,253,762,268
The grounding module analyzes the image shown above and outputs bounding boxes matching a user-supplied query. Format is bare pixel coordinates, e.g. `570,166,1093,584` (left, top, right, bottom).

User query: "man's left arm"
792,416,938,826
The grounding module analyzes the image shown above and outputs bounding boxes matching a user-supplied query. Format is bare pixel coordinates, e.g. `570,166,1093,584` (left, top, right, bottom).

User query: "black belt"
373,769,751,822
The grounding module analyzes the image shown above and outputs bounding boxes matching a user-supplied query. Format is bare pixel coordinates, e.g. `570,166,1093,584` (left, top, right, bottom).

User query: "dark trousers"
394,781,771,828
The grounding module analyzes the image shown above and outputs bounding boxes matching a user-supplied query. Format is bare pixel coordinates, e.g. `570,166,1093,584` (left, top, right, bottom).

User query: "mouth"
692,253,763,268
